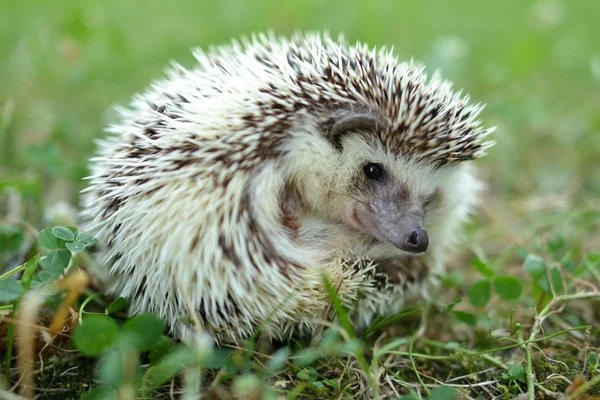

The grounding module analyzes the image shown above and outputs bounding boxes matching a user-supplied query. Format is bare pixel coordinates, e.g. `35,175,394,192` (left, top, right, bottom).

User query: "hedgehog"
81,32,495,344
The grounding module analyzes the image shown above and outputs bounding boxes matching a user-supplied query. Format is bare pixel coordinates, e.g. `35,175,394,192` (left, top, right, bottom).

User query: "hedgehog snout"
405,228,429,253
347,199,429,254
376,217,429,254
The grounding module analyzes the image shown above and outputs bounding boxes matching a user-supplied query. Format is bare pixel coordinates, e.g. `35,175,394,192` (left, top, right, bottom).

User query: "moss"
34,356,97,400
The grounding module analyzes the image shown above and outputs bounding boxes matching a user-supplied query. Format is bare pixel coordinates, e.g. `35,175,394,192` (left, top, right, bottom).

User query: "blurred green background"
1,0,599,235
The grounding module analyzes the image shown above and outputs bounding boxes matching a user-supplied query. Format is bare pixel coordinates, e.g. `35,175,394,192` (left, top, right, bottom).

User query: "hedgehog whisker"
332,191,374,213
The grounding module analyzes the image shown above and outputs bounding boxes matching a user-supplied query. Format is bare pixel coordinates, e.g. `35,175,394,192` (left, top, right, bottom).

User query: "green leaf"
21,254,41,291
493,276,522,300
81,387,118,400
444,341,460,350
537,267,564,295
38,270,61,283
452,311,477,326
502,363,526,383
52,226,76,241
0,223,24,253
261,387,279,400
0,279,23,302
341,338,363,354
266,347,290,373
586,252,600,266
149,336,174,366
468,280,491,307
66,241,86,253
319,329,342,352
106,297,128,315
547,233,566,254
472,259,494,278
123,314,164,352
201,348,231,369
39,256,52,269
445,298,461,313
38,227,60,249
97,350,124,387
232,374,261,397
296,368,310,380
144,346,196,387
41,253,64,273
428,387,460,400
523,254,545,275
76,232,97,245
73,315,119,356
293,348,321,367
50,248,71,271
563,258,578,274
550,268,565,294
442,271,464,288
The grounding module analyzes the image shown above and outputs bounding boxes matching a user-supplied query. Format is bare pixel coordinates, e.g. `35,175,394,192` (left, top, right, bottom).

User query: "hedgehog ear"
329,113,387,150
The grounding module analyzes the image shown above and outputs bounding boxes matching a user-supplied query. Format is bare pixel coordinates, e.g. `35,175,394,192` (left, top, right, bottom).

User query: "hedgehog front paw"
282,213,301,240
282,192,301,240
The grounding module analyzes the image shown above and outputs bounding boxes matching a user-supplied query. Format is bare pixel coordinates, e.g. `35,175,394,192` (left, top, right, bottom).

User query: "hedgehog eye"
423,190,440,209
363,163,384,182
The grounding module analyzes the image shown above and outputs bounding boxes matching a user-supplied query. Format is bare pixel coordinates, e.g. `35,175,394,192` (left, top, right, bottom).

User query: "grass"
1,0,599,398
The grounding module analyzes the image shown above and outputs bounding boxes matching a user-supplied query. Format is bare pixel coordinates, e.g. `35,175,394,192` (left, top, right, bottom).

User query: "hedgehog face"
330,132,444,254
347,162,429,253
287,123,448,255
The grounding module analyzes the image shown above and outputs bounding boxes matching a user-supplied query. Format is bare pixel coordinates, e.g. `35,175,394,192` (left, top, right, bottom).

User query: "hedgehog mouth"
346,208,384,242
347,208,365,232
347,208,385,243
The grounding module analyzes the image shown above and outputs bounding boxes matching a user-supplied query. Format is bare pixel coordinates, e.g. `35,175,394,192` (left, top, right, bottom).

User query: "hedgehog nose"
405,228,428,253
